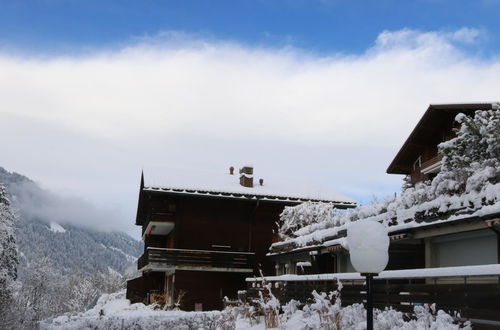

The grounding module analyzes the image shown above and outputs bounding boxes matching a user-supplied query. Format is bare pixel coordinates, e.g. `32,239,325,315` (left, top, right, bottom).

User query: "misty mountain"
0,167,142,275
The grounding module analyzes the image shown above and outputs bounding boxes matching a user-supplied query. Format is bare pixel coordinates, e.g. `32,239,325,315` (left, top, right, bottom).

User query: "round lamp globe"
347,220,389,274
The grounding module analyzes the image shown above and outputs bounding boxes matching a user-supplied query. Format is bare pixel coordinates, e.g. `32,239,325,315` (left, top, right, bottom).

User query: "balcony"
138,247,256,273
420,154,443,175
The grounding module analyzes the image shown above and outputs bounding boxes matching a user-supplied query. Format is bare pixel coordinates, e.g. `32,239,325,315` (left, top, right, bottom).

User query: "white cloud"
1,27,499,236
374,27,482,52
450,27,482,44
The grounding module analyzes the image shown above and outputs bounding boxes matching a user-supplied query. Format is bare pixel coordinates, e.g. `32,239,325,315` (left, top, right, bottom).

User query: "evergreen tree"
0,184,18,329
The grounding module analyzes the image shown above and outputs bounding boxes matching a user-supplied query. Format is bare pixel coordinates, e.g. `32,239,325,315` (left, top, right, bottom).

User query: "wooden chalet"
268,103,499,273
126,165,356,311
387,103,494,184
255,103,500,327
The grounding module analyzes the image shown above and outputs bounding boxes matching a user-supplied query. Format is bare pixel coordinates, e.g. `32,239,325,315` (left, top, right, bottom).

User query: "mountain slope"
0,167,142,275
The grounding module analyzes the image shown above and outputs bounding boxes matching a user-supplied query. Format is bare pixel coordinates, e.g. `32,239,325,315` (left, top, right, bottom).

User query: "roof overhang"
141,186,358,207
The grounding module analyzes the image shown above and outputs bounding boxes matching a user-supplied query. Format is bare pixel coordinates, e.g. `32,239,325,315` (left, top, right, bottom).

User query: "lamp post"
347,220,389,330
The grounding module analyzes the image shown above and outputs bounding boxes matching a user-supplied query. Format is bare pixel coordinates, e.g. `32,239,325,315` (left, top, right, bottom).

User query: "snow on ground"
49,221,66,233
40,290,470,330
40,291,229,330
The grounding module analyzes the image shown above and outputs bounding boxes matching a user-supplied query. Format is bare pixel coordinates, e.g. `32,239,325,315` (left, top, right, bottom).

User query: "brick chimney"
229,166,234,175
239,165,253,188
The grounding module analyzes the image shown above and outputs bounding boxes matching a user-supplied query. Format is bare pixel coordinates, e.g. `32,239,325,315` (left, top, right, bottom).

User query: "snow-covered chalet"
126,165,356,311
269,103,500,273
254,103,500,326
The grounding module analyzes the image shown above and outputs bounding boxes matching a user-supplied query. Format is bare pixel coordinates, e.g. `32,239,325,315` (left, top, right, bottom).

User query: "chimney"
259,178,264,186
229,166,234,175
239,165,254,188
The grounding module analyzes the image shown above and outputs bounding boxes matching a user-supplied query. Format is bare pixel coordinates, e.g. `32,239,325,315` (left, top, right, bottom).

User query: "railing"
246,265,500,325
138,247,256,272
420,154,443,174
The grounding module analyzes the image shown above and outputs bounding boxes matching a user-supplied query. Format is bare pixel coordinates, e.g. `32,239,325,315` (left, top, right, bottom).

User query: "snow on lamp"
347,220,389,330
347,220,389,274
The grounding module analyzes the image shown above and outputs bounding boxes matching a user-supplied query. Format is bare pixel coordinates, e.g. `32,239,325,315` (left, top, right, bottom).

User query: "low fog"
2,170,129,234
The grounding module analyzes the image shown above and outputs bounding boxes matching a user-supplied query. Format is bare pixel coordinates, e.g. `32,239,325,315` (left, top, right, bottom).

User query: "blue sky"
2,1,500,236
1,0,499,55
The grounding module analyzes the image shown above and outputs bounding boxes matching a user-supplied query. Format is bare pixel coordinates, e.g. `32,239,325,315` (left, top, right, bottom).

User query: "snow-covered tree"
13,259,126,328
401,174,413,192
14,257,67,328
278,202,337,238
0,184,18,329
434,108,500,196
64,275,100,312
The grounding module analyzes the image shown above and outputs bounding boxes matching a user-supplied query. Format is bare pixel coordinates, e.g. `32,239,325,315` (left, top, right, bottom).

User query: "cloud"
1,27,499,236
374,27,482,51
6,176,121,233
450,27,482,44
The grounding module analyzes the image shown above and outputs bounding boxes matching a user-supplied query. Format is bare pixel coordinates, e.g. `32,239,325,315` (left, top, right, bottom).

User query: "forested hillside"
0,167,142,276
0,167,143,328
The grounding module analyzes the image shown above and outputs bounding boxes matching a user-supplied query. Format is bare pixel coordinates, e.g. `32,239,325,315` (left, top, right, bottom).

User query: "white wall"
428,229,497,268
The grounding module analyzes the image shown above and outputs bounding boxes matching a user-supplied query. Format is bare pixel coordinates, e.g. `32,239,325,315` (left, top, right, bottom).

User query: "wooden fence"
246,268,500,329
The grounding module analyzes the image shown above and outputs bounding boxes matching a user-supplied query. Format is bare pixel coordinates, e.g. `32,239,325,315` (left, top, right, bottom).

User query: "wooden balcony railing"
420,154,443,174
138,247,255,272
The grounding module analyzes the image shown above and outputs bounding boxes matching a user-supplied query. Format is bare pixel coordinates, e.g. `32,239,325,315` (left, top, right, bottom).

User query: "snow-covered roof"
141,166,356,205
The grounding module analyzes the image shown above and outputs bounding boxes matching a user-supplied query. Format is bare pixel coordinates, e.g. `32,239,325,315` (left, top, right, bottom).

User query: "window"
413,156,421,170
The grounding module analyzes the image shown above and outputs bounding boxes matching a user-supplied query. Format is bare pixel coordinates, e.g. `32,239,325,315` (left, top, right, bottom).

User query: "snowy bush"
278,202,337,239
40,288,471,330
302,289,342,330
249,274,282,329
41,290,237,330
248,283,469,330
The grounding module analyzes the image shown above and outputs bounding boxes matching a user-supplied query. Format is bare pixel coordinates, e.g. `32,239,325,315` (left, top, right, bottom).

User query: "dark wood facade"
126,169,356,310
